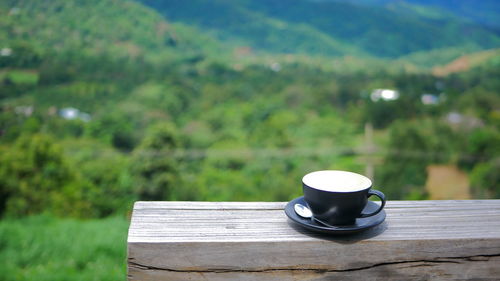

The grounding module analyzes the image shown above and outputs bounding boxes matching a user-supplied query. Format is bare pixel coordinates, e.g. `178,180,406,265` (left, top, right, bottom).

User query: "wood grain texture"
128,200,500,281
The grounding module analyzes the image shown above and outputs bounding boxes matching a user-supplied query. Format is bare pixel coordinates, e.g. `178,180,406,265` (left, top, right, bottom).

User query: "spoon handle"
312,217,339,229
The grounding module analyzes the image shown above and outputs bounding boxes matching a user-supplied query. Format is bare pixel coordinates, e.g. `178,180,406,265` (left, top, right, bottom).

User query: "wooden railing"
127,200,500,280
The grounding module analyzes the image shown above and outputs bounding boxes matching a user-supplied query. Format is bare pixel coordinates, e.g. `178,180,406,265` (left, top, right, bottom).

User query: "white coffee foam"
302,170,372,192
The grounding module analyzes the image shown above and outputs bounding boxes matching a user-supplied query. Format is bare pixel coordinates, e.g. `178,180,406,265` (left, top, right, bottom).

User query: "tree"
85,112,136,151
0,134,95,217
470,159,500,198
377,119,457,199
61,139,135,217
130,123,182,200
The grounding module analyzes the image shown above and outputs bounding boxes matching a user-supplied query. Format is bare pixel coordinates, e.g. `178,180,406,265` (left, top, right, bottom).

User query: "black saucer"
284,196,386,234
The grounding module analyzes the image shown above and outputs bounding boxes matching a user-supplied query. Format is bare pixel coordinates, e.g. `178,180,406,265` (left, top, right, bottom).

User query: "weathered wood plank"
128,200,500,280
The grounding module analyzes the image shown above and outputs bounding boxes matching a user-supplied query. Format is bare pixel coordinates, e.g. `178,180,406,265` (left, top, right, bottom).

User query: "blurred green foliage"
1,49,498,218
0,0,498,220
130,122,181,200
377,119,457,199
0,135,95,217
0,215,127,281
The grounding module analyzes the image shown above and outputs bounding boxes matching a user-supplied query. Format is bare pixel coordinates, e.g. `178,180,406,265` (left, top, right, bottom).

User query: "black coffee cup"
302,170,386,225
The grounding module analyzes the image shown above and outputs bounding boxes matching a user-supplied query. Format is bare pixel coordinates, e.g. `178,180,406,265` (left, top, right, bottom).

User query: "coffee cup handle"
359,189,386,218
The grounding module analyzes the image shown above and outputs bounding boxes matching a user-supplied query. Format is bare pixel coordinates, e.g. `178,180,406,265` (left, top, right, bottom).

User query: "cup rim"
302,170,372,193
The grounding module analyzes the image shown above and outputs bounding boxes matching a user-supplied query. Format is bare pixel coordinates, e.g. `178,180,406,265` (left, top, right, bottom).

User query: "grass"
0,215,129,281
0,70,39,85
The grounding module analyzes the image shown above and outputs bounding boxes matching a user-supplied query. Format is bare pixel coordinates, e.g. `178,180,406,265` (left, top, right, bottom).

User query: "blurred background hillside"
0,0,499,280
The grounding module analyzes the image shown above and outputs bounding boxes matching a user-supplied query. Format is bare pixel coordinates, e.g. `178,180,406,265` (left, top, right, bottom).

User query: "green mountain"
140,0,500,58
332,0,500,28
0,0,232,110
2,0,498,67
141,0,366,57
0,0,223,64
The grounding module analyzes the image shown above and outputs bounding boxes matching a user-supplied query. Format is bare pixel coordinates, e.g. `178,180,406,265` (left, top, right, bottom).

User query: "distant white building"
445,112,483,129
14,106,33,116
0,48,12,57
59,107,91,122
421,94,440,105
270,62,281,72
370,89,399,102
9,7,20,16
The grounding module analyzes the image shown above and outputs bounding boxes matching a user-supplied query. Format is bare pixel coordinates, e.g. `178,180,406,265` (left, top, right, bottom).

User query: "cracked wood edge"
129,253,499,273
127,238,500,274
128,255,500,281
